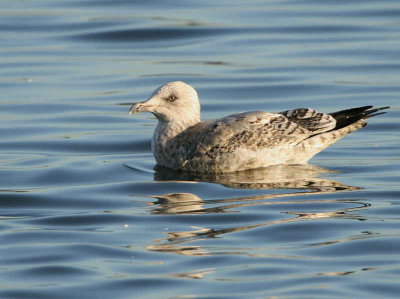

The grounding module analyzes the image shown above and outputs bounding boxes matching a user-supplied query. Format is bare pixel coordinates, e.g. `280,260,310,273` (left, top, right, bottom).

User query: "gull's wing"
162,106,389,172
279,108,336,135
176,111,311,157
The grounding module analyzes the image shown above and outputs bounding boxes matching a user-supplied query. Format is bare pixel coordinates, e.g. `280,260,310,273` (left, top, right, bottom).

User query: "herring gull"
129,81,389,173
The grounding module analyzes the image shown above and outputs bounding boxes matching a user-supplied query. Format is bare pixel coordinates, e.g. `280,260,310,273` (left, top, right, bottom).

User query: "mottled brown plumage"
129,81,389,173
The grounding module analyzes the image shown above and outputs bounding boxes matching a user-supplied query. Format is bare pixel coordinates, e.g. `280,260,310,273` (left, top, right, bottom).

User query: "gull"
129,81,389,173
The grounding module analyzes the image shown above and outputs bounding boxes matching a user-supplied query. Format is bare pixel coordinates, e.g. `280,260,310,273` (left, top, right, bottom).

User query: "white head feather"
129,81,201,124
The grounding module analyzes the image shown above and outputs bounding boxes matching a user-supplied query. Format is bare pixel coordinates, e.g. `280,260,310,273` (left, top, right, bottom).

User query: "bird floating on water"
129,81,389,173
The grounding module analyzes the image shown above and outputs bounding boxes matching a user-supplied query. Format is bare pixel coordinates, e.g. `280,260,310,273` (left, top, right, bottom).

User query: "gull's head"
129,81,200,123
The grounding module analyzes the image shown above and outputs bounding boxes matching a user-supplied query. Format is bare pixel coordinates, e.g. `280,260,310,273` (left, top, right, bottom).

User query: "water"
1,0,399,298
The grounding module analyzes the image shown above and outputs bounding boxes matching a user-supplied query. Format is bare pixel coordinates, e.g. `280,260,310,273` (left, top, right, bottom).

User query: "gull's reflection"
141,164,367,257
149,190,364,215
145,194,367,255
146,196,368,256
153,164,357,190
149,165,361,215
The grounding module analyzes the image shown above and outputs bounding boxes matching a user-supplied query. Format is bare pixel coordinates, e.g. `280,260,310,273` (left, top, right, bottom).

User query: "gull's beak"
128,102,157,114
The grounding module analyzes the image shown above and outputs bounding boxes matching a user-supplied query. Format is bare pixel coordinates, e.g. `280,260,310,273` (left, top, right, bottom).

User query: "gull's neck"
153,116,200,148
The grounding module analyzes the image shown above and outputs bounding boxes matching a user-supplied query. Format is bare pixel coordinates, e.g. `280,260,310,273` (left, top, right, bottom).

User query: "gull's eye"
166,94,178,102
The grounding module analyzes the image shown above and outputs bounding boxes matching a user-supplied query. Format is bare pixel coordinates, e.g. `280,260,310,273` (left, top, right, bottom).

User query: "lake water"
1,0,399,298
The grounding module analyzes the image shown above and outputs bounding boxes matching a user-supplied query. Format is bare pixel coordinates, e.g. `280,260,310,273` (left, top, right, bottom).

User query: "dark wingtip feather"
330,106,389,130
329,105,372,119
365,111,387,119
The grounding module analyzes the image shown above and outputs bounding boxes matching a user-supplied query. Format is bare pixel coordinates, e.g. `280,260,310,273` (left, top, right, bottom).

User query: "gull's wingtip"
330,105,390,130
364,106,390,119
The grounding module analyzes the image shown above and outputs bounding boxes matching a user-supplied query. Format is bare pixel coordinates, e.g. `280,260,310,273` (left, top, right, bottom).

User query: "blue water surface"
0,0,399,298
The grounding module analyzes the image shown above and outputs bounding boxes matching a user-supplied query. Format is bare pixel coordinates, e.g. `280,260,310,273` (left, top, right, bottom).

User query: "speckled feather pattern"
129,81,387,173
153,110,363,172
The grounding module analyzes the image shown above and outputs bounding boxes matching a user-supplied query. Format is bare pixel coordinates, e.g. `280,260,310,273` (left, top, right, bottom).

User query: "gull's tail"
297,105,390,163
329,105,390,130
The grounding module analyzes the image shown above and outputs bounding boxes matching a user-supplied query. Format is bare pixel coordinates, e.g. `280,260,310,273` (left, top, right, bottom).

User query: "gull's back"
158,106,389,173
